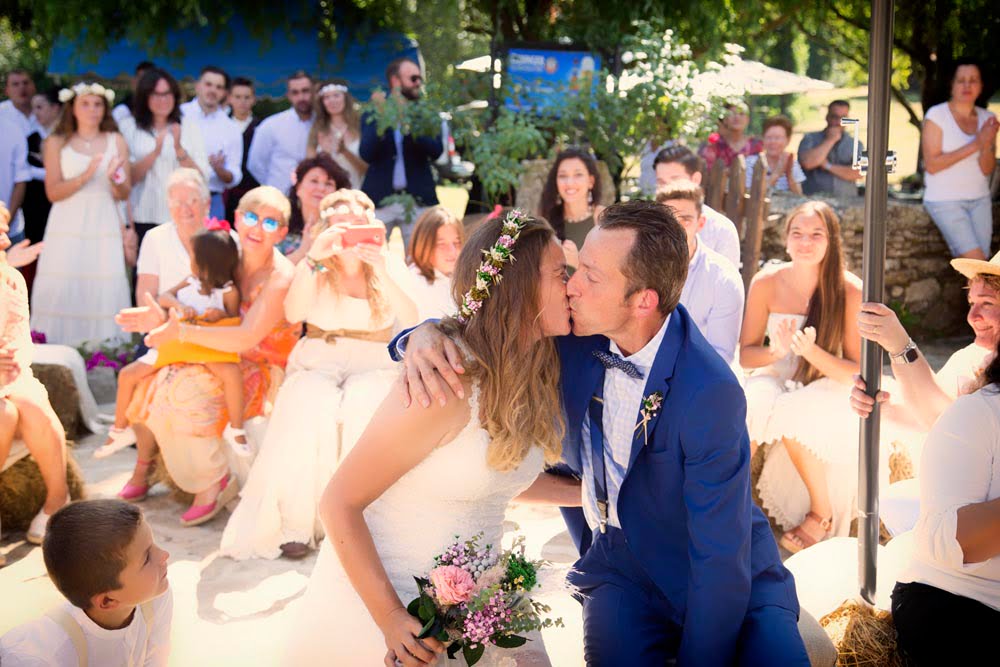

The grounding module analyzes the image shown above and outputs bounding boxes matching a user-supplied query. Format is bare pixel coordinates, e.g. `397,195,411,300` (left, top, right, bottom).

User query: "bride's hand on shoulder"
378,608,443,666
307,226,346,262
402,326,466,409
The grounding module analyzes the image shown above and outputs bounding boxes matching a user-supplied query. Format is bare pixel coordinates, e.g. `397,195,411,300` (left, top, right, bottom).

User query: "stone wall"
760,192,1000,335
761,193,1000,335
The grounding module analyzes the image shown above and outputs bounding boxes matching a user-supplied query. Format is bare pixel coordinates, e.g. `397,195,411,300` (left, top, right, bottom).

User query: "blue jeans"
924,196,994,257
209,192,225,220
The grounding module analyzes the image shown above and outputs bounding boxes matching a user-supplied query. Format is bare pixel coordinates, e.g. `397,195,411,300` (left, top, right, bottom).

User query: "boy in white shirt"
0,500,173,666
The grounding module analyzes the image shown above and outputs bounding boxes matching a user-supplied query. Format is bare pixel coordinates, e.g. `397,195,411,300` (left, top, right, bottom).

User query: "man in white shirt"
653,144,741,269
180,66,243,219
247,70,314,193
656,180,744,367
0,114,30,241
0,69,39,138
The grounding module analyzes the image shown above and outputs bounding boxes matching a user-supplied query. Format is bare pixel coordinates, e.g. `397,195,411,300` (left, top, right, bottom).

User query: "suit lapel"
626,309,685,472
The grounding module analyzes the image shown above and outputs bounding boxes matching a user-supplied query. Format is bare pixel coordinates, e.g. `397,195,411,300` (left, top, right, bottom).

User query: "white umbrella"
693,59,834,96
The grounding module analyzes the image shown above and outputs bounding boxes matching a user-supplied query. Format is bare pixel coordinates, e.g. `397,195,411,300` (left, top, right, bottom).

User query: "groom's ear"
631,288,661,319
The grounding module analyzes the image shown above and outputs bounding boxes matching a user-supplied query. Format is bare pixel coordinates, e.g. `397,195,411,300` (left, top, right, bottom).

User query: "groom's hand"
402,324,465,408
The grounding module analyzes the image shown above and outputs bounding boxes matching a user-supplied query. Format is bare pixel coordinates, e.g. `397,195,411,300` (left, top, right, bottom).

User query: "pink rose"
429,565,476,605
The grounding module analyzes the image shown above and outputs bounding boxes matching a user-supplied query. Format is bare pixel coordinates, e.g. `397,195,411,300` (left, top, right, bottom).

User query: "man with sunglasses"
360,57,443,246
798,99,863,198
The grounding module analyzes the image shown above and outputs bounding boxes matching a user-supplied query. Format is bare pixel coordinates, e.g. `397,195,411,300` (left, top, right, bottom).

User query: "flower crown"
58,82,115,104
457,209,528,324
319,83,349,96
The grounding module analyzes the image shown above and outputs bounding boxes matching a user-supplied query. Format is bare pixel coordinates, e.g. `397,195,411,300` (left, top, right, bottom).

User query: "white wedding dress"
283,381,551,666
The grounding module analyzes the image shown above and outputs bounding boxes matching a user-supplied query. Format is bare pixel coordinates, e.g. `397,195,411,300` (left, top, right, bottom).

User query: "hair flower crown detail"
457,209,528,324
58,82,115,104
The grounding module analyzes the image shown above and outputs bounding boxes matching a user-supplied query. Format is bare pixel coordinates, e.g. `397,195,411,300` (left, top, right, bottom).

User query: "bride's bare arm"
515,472,582,506
320,378,468,665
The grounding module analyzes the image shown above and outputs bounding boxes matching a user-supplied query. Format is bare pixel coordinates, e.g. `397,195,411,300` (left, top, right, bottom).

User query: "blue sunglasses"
242,210,281,233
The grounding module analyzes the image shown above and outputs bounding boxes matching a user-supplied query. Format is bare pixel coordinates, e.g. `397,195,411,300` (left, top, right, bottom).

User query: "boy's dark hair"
598,200,689,316
231,76,254,91
652,144,702,176
200,65,230,89
192,229,240,289
43,500,143,610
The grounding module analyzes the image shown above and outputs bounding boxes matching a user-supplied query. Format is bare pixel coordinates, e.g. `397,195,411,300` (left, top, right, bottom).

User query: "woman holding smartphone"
221,189,418,560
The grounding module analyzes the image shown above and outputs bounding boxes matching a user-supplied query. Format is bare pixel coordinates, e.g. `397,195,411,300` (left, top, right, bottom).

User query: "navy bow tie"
593,350,644,380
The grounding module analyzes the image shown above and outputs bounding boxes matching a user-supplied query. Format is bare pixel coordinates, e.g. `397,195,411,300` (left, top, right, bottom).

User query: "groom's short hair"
598,201,688,316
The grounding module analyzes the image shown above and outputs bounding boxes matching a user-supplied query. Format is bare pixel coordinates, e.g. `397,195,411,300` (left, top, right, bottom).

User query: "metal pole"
858,0,894,605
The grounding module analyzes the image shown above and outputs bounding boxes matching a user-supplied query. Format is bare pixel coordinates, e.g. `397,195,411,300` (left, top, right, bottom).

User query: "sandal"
223,423,253,458
779,512,832,554
118,458,155,502
94,426,137,459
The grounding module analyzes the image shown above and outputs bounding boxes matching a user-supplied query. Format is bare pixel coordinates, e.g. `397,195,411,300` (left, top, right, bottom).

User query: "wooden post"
725,156,747,233
740,158,769,291
706,159,726,212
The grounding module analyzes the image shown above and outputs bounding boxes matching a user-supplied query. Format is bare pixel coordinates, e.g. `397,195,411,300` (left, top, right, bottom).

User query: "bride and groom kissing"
288,202,811,666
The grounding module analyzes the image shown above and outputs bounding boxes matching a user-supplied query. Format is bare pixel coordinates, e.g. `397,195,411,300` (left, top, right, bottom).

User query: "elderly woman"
745,115,806,195
891,342,1000,665
115,185,300,526
0,204,69,547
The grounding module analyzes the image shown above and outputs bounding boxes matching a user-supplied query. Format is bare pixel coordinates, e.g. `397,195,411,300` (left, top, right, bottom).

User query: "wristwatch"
889,338,919,365
823,160,833,171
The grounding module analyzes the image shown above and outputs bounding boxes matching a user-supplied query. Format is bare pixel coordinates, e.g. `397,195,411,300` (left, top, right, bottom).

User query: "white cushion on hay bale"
785,534,915,619
880,479,920,538
33,343,104,433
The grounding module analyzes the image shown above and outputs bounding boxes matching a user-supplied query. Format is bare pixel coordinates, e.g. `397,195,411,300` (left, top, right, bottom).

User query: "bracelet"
305,255,329,274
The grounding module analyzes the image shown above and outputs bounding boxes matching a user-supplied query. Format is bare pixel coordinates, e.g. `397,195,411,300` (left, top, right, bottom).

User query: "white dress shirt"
679,241,745,365
700,204,741,270
247,108,313,193
231,114,254,134
898,389,1000,611
581,315,671,530
119,115,210,225
179,100,243,193
0,100,39,138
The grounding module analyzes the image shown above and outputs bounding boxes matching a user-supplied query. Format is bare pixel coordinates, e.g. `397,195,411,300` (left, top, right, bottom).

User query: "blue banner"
505,48,601,112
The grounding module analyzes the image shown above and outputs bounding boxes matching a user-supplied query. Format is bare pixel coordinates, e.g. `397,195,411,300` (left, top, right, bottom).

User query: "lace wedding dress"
283,381,551,666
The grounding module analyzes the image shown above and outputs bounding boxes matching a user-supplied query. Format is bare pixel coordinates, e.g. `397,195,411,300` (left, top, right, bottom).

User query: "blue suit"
359,112,442,207
558,306,808,667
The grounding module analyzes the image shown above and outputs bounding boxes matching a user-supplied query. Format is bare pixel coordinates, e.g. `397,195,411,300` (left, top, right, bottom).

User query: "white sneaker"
94,426,137,459
223,423,253,458
27,496,71,545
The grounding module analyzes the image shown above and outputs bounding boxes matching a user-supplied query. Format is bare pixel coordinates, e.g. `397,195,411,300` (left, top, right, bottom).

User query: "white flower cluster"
58,82,115,104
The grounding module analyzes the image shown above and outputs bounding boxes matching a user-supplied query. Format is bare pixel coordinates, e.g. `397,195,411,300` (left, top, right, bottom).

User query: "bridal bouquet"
406,533,563,665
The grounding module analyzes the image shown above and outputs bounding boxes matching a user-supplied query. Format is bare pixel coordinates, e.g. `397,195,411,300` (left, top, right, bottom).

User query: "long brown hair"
439,215,564,471
316,189,386,324
52,86,119,138
407,206,464,283
307,80,361,155
539,147,601,240
786,200,846,385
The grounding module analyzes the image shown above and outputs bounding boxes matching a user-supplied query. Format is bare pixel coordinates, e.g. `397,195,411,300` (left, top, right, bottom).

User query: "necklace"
564,205,593,224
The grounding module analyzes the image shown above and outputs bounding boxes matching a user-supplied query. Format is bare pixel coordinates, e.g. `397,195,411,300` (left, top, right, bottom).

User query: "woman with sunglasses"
220,189,419,560
114,185,301,526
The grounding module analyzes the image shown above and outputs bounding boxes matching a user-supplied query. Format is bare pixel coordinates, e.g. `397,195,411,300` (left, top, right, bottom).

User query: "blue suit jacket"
359,112,442,207
558,305,799,666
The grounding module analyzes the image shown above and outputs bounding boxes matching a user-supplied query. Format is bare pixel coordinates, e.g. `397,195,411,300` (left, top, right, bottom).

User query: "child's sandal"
223,423,253,458
94,426,137,459
779,512,832,554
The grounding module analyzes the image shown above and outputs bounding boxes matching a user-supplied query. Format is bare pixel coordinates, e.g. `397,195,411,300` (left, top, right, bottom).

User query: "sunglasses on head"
242,210,281,232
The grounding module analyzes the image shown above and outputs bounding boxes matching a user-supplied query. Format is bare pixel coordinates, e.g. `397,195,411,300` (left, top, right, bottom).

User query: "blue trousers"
209,192,225,220
570,527,810,667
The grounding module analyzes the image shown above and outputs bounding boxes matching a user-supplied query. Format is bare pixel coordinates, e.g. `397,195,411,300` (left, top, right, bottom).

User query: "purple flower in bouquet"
30,330,47,344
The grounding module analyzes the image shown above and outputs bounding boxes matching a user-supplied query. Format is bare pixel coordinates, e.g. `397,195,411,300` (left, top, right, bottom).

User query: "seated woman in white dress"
740,200,863,553
284,211,574,666
220,189,418,561
406,205,464,319
0,205,69,547
891,349,1000,666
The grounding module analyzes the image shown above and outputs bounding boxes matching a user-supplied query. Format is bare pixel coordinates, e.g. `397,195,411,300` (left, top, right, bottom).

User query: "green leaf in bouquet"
447,641,463,659
414,576,431,590
493,634,528,649
463,642,486,665
419,593,437,622
418,615,438,638
406,596,421,618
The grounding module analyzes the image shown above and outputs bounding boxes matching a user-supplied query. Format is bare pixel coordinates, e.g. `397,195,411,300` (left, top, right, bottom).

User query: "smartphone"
340,224,385,247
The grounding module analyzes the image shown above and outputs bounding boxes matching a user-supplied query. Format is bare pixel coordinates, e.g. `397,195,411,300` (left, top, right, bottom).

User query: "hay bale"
819,599,902,667
0,452,86,531
750,444,783,535
887,442,914,485
30,363,81,438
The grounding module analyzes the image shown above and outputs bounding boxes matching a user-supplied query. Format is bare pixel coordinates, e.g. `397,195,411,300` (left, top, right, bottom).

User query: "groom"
394,201,809,665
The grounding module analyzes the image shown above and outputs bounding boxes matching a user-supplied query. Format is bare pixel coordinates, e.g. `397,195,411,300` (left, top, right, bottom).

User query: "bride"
284,211,576,666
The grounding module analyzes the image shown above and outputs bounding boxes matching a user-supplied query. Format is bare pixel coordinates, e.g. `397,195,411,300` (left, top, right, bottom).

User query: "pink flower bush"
429,565,476,605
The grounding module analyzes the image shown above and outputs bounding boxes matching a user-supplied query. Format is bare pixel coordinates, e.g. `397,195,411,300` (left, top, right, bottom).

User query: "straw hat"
951,250,1000,280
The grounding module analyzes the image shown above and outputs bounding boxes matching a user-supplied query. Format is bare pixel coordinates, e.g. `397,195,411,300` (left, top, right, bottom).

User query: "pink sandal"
181,475,238,527
117,459,154,502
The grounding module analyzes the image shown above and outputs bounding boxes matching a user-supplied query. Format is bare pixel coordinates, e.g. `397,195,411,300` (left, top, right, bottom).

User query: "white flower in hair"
60,82,115,104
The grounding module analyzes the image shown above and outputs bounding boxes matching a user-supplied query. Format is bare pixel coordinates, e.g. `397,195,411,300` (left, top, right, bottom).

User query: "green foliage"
889,299,920,331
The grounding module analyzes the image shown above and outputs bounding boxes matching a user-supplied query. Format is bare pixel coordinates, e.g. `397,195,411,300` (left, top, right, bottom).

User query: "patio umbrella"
858,0,895,604
691,59,835,96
